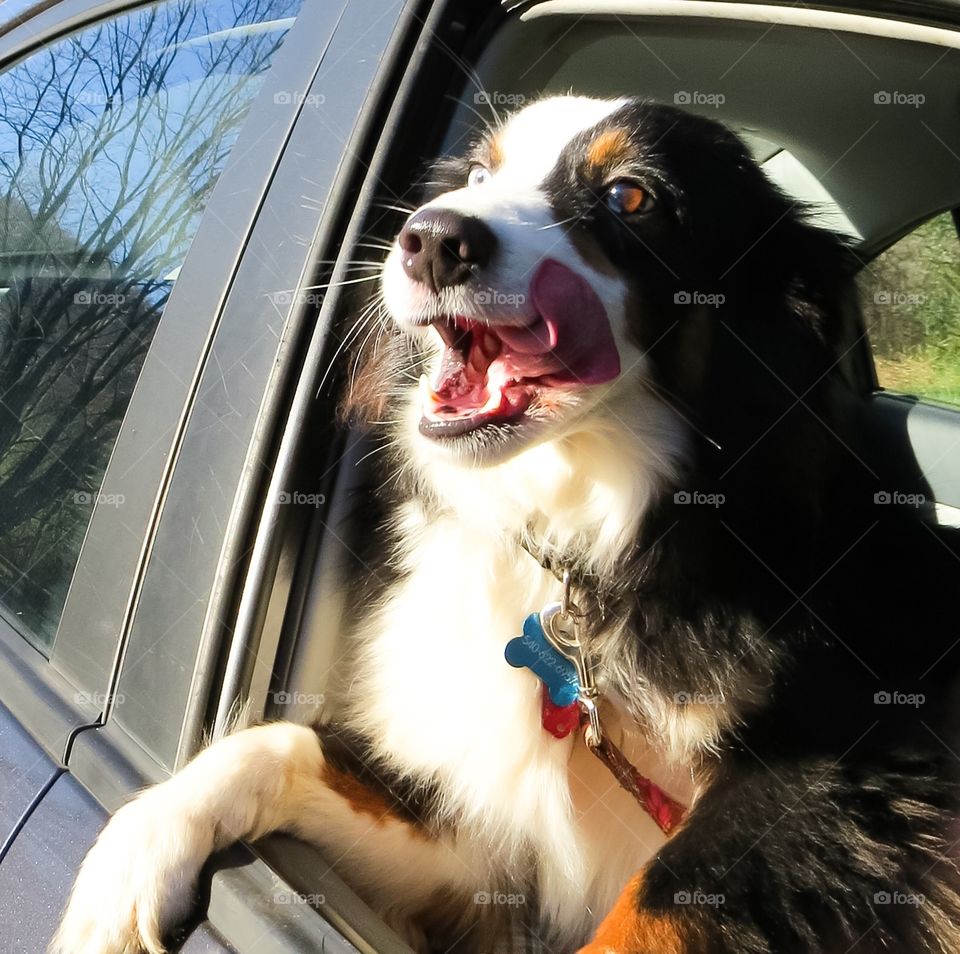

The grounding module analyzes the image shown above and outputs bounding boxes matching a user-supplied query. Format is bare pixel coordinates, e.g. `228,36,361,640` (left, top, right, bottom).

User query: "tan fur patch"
586,128,633,176
578,874,687,954
321,761,393,820
411,885,501,952
320,761,429,841
488,133,504,170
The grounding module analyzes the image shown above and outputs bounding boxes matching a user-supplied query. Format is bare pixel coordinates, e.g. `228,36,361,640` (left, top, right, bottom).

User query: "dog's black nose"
398,209,497,292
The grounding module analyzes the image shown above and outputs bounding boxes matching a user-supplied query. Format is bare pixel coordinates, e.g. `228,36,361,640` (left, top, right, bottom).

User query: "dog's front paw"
50,785,212,954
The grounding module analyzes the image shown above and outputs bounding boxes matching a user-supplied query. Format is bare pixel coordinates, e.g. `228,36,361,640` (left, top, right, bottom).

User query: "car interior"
177,3,959,951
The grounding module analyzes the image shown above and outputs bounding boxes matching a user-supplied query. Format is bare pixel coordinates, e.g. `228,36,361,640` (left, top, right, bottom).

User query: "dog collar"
505,567,687,836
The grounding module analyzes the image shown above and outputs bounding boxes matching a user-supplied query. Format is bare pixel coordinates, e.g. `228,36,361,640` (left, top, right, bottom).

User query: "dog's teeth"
479,374,508,415
480,392,500,414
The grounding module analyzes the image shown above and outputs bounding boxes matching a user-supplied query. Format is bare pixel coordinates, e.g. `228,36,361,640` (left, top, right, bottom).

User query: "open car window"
860,211,960,406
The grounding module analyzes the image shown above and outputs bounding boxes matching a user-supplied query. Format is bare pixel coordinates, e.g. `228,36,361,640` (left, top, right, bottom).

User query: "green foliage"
862,212,960,405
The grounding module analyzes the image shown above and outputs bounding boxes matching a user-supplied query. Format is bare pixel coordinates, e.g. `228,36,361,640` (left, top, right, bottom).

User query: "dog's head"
377,95,847,479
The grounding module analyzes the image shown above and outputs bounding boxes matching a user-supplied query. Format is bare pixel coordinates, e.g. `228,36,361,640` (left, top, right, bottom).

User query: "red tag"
541,685,580,738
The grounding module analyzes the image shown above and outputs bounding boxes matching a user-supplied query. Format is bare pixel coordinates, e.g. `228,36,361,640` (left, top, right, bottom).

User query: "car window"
0,0,303,653
861,211,960,406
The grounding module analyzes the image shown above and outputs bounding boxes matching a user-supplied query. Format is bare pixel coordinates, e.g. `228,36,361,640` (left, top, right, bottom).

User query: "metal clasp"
539,575,602,747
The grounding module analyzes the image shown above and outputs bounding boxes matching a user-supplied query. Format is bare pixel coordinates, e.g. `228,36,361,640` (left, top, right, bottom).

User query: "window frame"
95,0,431,778
857,207,960,519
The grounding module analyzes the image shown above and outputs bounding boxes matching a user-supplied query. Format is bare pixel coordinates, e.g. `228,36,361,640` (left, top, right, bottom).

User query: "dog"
53,96,960,954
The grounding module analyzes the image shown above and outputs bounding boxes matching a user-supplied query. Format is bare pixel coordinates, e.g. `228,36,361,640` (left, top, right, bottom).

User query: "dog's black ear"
703,151,852,303
777,211,860,349
644,110,855,310
693,127,858,349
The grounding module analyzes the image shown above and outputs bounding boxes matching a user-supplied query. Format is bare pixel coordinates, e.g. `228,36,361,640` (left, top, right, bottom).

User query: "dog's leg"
51,722,470,954
577,756,960,954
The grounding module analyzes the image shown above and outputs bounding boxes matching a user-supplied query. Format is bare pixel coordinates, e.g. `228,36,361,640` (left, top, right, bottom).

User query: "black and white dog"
54,96,960,954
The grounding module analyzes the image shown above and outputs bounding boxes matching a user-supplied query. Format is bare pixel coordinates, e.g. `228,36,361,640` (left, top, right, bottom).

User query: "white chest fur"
348,404,696,937
352,505,699,937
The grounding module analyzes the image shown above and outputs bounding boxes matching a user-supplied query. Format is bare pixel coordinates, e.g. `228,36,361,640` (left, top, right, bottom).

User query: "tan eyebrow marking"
486,132,504,169
586,127,633,175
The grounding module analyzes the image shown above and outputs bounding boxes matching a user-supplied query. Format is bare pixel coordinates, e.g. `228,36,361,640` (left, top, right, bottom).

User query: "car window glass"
862,211,960,406
0,0,303,653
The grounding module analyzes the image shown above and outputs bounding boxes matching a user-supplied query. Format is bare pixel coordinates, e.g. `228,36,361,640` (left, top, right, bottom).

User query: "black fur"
346,100,960,952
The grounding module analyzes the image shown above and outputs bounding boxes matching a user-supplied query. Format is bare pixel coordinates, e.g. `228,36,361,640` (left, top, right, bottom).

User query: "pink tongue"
496,319,554,354
528,258,620,385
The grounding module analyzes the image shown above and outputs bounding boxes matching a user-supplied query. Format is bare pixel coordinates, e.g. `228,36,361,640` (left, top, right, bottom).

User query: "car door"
0,0,362,950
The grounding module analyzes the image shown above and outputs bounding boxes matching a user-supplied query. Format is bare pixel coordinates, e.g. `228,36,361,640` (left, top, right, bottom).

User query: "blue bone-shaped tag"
505,612,580,707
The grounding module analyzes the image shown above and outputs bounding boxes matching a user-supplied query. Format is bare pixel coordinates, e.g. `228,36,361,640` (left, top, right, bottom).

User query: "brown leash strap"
587,732,687,836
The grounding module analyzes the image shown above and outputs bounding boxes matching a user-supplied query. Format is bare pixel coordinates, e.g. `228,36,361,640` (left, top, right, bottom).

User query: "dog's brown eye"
605,180,650,215
467,164,491,187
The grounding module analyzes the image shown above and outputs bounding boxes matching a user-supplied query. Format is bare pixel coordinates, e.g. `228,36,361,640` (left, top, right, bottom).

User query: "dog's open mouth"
418,259,620,439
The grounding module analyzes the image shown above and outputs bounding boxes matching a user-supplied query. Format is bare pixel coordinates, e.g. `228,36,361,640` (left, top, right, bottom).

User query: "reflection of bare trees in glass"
0,0,299,647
